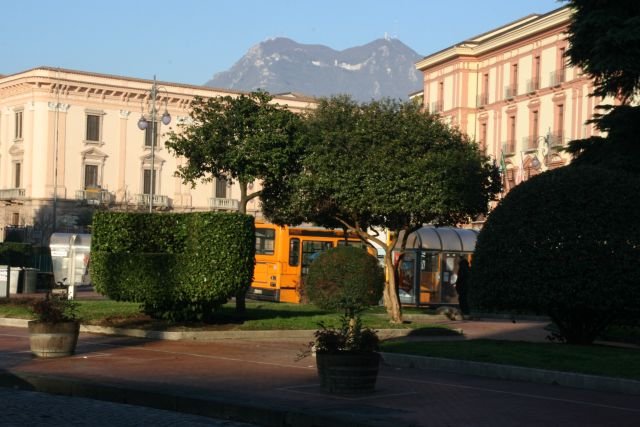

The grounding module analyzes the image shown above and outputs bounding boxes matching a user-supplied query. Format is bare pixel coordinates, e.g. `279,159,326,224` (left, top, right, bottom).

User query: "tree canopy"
166,90,305,215
263,96,501,322
565,0,640,166
566,0,640,103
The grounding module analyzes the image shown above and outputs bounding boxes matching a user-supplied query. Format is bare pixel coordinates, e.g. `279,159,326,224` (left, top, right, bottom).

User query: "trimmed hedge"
306,246,384,316
90,212,255,321
470,165,640,344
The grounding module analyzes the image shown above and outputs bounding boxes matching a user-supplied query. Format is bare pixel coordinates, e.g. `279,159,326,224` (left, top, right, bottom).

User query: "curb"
380,352,640,395
0,370,400,427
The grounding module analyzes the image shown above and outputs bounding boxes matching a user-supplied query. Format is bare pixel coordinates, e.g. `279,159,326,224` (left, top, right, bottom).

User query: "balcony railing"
526,78,540,93
0,188,26,200
548,132,565,147
522,135,540,152
549,69,566,87
476,93,488,108
134,194,169,208
502,141,516,155
504,85,518,99
208,198,239,210
75,188,113,205
430,101,443,113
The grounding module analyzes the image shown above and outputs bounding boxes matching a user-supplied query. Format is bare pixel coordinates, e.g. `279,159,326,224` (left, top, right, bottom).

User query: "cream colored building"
416,6,606,191
0,67,315,243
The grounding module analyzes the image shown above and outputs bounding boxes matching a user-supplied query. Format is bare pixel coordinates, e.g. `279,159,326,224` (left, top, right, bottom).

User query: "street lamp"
137,76,171,213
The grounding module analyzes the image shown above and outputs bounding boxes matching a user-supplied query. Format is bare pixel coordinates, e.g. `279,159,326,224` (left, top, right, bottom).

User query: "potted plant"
28,292,80,358
301,245,385,394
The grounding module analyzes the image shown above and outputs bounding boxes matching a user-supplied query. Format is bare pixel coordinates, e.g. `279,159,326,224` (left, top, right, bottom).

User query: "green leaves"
166,91,304,213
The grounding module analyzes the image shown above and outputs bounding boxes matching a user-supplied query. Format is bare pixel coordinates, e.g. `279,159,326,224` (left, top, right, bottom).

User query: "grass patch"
0,298,430,331
380,339,640,380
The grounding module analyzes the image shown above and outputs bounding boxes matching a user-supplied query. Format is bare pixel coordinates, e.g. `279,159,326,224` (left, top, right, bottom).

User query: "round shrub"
306,246,384,315
471,165,640,344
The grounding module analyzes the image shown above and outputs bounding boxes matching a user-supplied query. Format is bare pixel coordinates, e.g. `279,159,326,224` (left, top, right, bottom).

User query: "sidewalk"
0,318,638,427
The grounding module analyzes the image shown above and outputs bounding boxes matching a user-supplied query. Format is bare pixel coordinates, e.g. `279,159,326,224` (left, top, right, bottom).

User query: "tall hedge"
90,212,255,321
471,165,640,344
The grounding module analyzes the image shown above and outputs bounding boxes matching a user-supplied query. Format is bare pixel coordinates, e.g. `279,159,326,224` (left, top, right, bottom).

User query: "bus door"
441,253,460,304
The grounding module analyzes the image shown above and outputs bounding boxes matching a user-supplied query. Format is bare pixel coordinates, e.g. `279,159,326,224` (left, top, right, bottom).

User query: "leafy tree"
166,90,304,313
566,0,640,103
263,96,501,323
565,0,640,165
470,166,640,344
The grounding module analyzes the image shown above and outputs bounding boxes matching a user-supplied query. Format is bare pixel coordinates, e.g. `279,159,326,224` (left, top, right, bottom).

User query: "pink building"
416,6,604,192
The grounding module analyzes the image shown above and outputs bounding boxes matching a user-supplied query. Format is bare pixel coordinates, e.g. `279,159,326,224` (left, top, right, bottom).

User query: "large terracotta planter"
316,351,380,394
28,320,80,358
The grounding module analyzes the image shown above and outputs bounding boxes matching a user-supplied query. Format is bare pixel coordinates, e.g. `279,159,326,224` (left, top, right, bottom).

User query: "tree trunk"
383,251,403,323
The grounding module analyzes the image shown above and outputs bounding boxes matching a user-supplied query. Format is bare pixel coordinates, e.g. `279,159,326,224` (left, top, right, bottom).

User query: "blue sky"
2,0,564,85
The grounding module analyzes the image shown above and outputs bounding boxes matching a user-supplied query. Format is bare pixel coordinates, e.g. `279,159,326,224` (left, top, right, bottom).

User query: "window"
511,63,518,96
15,110,23,140
507,115,516,153
13,162,21,188
84,164,99,188
480,122,487,151
534,56,541,89
86,114,101,142
11,213,19,226
143,169,156,195
289,238,300,266
144,121,159,147
556,104,565,143
532,110,539,142
215,178,227,198
255,228,276,255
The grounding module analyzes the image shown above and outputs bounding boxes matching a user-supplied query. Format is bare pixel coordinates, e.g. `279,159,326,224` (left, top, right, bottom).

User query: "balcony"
209,198,239,211
549,69,566,87
430,101,443,113
0,188,26,200
526,78,540,93
548,132,565,147
522,135,540,152
75,188,113,205
476,93,488,108
134,194,169,208
504,85,518,100
502,141,516,156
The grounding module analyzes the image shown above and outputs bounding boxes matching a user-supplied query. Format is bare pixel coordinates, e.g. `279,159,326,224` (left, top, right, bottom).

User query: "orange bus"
248,222,368,303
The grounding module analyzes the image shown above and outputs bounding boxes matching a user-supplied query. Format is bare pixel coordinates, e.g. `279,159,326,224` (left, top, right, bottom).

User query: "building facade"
0,67,315,243
416,6,605,192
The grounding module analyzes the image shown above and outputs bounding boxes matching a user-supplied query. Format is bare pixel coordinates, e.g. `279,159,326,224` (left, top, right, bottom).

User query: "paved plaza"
0,319,638,426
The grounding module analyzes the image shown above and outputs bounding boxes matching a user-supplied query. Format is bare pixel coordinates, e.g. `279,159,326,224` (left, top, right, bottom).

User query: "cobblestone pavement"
0,388,258,427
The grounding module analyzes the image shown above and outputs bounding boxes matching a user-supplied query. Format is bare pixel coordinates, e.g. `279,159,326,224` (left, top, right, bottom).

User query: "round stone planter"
28,320,80,358
316,351,380,394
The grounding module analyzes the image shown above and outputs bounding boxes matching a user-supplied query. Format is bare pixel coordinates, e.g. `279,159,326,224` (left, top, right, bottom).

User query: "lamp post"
137,76,171,213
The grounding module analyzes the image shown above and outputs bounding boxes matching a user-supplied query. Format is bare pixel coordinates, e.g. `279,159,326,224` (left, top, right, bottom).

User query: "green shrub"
306,246,384,316
90,212,255,322
471,165,640,344
0,242,33,267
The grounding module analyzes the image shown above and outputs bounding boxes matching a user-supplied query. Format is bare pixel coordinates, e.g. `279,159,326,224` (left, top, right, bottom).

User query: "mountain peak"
205,38,423,101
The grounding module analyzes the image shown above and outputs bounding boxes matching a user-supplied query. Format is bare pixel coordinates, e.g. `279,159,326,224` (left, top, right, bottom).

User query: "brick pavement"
0,323,638,427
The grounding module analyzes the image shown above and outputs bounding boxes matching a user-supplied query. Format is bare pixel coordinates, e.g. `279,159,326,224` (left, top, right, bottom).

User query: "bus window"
301,240,333,277
256,228,276,255
289,238,300,266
